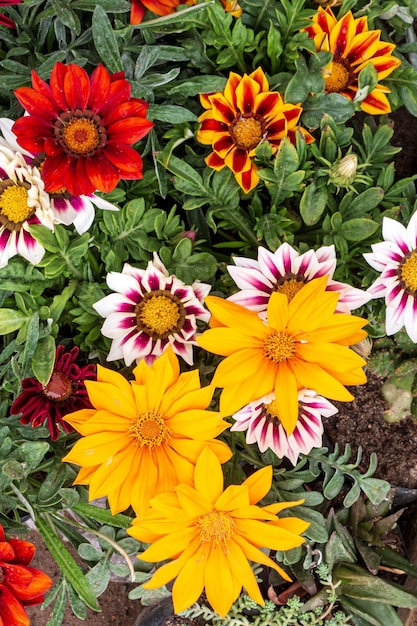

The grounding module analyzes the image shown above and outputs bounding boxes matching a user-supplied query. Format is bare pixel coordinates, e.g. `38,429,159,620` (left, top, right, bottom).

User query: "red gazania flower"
0,0,22,28
12,63,153,196
10,345,96,441
303,7,401,114
0,524,53,626
196,67,314,194
130,0,196,25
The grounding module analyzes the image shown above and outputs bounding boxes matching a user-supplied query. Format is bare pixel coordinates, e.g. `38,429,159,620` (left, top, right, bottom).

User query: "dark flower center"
135,290,186,340
54,110,107,158
42,371,73,402
0,179,33,231
273,273,307,303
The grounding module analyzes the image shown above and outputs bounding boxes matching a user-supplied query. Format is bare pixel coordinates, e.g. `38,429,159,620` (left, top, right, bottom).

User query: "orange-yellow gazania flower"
129,447,309,618
130,0,196,24
196,67,314,194
62,348,232,517
303,7,401,114
197,276,368,434
220,0,242,17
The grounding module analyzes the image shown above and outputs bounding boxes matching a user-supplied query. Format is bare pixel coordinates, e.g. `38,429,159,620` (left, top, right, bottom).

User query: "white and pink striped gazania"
227,243,371,315
93,253,211,366
364,213,417,342
0,118,118,235
0,144,54,268
231,389,338,466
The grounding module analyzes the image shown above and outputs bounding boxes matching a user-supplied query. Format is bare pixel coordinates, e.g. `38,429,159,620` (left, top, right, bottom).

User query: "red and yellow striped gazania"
303,7,401,114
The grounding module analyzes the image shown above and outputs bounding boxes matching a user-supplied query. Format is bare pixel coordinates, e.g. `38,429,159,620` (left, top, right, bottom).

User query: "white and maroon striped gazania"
231,389,338,466
93,253,211,366
0,144,54,268
0,118,118,235
364,213,417,342
227,243,371,315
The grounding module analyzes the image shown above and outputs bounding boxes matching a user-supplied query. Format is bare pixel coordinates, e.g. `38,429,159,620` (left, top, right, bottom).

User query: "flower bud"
330,153,358,189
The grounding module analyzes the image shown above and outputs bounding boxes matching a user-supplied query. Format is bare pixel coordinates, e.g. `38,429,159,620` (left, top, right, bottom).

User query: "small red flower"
0,0,22,28
130,0,196,25
12,63,153,196
10,345,96,441
0,524,53,626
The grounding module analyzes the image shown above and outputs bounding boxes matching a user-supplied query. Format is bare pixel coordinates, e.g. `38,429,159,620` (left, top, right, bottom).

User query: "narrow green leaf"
92,6,123,73
72,501,133,529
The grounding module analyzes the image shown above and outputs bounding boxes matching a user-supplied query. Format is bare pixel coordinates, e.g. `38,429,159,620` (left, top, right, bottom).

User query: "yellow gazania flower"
196,67,314,194
62,348,232,517
129,447,309,618
220,0,242,17
303,7,401,114
198,276,368,434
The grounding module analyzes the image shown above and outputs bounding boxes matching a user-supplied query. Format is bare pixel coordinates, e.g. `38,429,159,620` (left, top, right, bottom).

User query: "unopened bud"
181,230,197,242
330,153,358,189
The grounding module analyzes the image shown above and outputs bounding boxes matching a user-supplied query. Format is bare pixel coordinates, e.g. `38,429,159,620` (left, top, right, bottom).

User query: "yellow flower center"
136,290,185,340
129,411,170,449
399,251,417,295
263,398,281,422
324,60,350,93
0,183,32,225
42,371,73,402
264,330,296,363
274,276,306,303
197,509,235,544
231,116,263,150
61,118,100,155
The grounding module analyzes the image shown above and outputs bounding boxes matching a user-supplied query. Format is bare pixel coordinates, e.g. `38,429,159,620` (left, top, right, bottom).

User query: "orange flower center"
129,411,170,449
324,60,351,93
230,115,264,150
42,371,73,401
135,291,186,340
399,251,417,295
0,180,33,229
197,509,235,544
274,275,307,303
54,110,107,158
264,330,296,363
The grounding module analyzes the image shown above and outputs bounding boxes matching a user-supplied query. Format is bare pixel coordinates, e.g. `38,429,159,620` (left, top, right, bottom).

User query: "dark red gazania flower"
10,345,96,441
0,524,53,626
0,0,22,28
12,63,153,196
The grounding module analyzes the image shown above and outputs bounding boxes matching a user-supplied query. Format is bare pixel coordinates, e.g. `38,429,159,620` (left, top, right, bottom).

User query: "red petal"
107,117,153,144
64,64,90,111
63,158,94,196
8,568,52,602
130,0,146,23
2,564,32,589
105,100,149,125
12,116,51,153
200,118,228,133
84,152,120,193
13,87,57,121
0,584,29,626
88,64,110,113
7,540,35,567
206,152,225,170
103,142,144,174
99,80,131,119
236,165,259,193
0,13,16,27
0,528,4,543
30,71,54,106
44,136,61,156
49,62,69,110
41,153,72,192
0,543,14,562
208,94,235,124
141,0,178,16
235,74,259,114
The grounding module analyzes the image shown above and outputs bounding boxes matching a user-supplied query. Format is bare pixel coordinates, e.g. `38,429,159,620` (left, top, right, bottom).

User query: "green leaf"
92,6,123,73
36,515,101,612
45,582,67,626
299,183,328,226
31,335,55,386
168,75,227,97
28,225,59,253
147,104,198,124
302,93,355,127
0,309,28,334
339,594,404,626
340,218,379,242
72,501,133,529
359,477,391,505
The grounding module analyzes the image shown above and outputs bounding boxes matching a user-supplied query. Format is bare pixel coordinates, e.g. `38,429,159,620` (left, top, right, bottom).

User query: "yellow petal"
227,539,264,606
62,431,131,466
266,291,289,331
175,483,212,518
141,526,197,561
171,542,208,613
290,359,354,401
194,446,224,504
242,465,273,505
63,408,96,431
216,484,249,512
85,379,136,419
273,363,299,435
233,534,291,581
204,296,267,336
237,518,306,550
271,517,310,536
205,545,235,618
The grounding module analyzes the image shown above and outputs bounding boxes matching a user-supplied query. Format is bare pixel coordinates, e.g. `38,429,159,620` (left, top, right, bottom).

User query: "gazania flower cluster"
130,0,195,24
231,389,338,466
93,253,211,366
364,212,417,342
0,523,53,626
0,143,54,268
129,447,309,617
198,276,368,435
227,243,371,315
303,7,401,114
10,345,96,441
196,67,314,193
63,348,232,517
13,63,153,196
0,118,118,235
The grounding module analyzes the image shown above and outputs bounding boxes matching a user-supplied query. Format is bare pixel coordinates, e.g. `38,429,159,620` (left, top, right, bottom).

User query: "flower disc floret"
63,348,232,517
93,253,211,366
12,63,153,196
303,7,401,114
128,447,309,618
196,67,314,193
